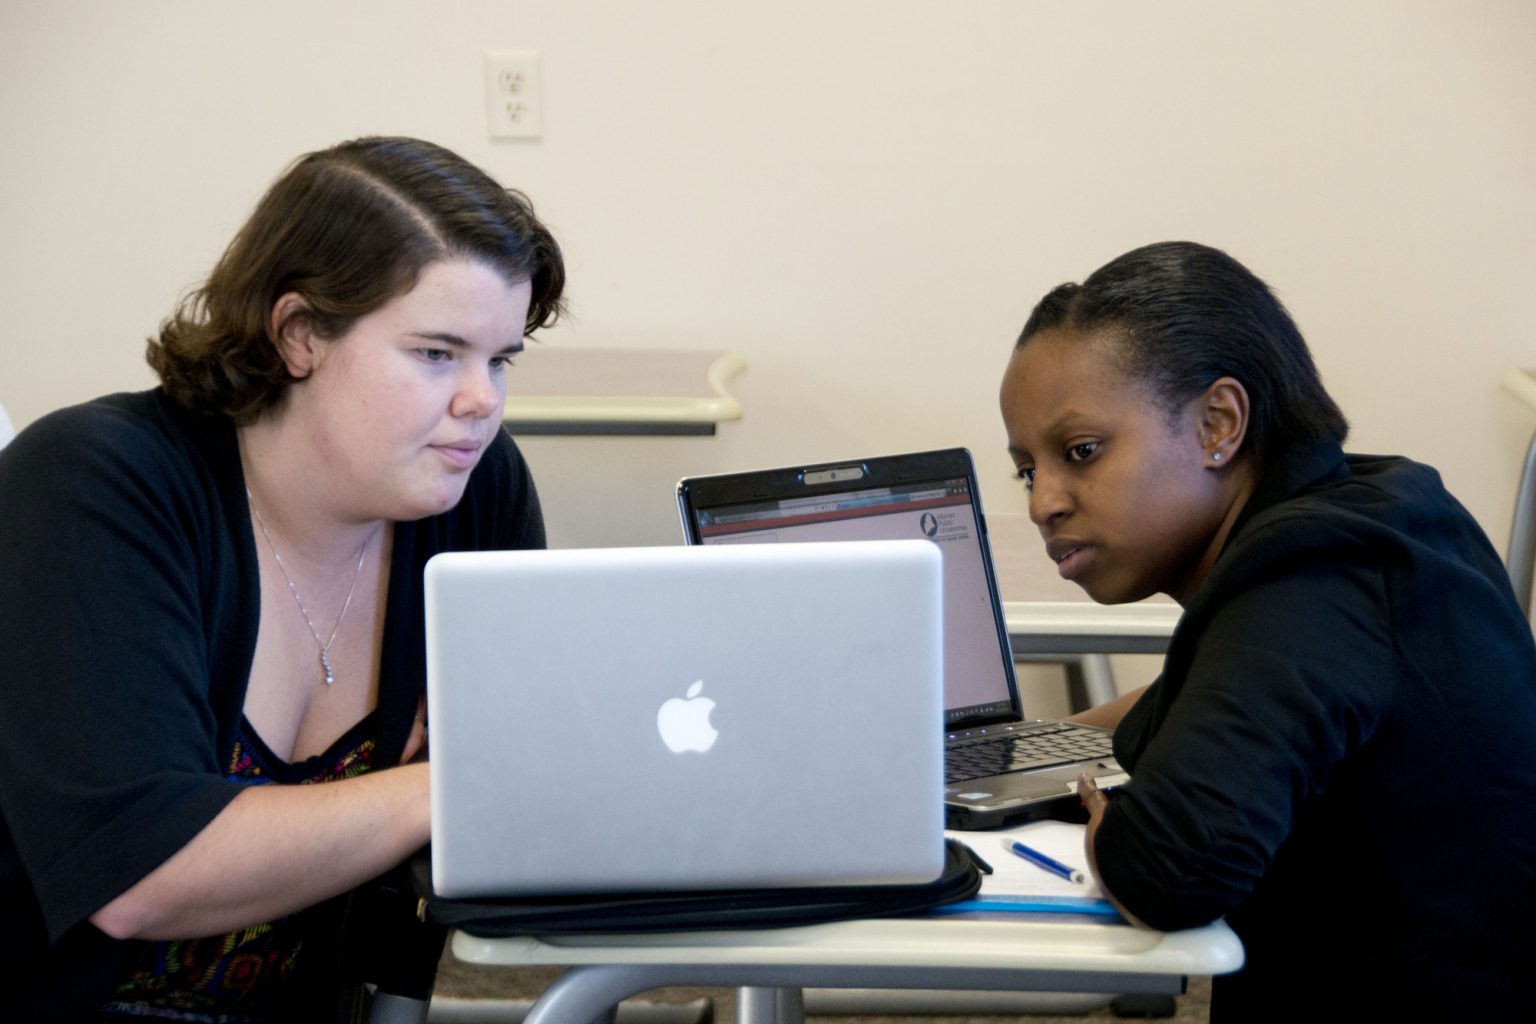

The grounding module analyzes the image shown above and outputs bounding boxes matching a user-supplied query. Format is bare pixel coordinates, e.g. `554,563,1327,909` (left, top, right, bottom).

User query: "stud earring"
1210,450,1222,463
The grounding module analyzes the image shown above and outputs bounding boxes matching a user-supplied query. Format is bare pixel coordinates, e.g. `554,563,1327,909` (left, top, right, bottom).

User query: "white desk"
503,347,745,436
452,913,1242,1024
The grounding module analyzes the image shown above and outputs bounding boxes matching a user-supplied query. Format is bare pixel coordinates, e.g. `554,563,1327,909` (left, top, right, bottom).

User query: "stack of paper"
939,820,1118,917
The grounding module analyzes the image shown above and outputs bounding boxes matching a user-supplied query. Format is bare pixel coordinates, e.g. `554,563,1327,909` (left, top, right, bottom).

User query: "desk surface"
503,347,745,435
452,913,1242,1024
453,913,1240,976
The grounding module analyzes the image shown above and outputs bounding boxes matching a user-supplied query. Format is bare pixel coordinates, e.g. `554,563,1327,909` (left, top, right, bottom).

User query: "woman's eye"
1014,467,1036,490
419,348,451,363
489,355,516,371
1066,442,1100,463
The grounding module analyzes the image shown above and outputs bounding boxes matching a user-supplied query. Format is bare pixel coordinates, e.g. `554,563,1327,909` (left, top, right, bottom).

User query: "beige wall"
3,0,1534,563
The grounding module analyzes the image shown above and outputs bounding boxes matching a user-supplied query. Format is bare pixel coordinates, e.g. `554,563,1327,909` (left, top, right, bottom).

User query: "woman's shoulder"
0,389,238,513
10,389,148,441
1234,451,1487,568
7,389,210,461
1327,452,1463,519
1194,448,1526,679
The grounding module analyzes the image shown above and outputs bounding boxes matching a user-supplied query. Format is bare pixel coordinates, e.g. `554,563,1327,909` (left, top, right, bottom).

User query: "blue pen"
1000,837,1086,884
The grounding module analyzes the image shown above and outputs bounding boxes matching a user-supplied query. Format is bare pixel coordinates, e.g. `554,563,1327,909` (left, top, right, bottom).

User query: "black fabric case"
410,839,984,937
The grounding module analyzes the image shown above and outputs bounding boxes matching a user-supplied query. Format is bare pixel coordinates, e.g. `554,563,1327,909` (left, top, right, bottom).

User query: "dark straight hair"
147,136,566,423
1017,241,1348,469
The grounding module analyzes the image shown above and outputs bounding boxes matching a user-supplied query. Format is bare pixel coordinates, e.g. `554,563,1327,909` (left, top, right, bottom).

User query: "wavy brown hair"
147,136,566,423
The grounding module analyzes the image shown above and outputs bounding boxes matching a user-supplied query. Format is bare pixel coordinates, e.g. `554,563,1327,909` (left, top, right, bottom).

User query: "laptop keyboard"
945,721,1114,784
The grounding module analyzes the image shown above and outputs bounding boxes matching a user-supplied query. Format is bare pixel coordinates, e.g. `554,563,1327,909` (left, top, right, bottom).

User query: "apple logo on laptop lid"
657,680,719,753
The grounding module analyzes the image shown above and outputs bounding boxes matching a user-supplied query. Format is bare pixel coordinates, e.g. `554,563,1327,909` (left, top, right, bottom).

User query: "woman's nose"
1027,468,1071,526
451,367,502,419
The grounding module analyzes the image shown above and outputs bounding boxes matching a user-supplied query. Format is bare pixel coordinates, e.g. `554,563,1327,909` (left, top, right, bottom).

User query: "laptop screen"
679,451,1020,726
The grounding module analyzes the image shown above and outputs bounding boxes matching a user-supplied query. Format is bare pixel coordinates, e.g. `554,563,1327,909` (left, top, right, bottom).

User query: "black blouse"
1097,441,1536,1020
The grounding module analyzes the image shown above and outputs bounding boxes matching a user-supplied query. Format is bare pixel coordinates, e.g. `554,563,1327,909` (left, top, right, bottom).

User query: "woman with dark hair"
1000,242,1536,1018
0,136,565,1020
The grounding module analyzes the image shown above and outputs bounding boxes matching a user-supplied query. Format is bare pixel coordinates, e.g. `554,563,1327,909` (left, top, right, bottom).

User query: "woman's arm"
89,762,429,941
1063,684,1148,730
1083,560,1390,933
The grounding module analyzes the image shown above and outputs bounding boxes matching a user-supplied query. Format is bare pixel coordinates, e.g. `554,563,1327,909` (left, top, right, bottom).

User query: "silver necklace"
247,490,373,687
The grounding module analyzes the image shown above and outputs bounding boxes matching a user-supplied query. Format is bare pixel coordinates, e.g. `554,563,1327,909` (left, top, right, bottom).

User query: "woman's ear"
1197,376,1250,467
270,292,318,380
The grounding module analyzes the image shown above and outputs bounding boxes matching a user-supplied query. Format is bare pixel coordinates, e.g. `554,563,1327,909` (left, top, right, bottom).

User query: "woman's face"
279,258,532,521
999,327,1242,605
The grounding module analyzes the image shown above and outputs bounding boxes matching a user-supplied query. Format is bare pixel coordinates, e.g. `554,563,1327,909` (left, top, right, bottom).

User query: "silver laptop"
424,540,945,898
677,448,1128,830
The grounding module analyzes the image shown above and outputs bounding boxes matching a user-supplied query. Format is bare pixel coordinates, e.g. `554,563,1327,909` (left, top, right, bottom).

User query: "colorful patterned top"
97,711,380,1022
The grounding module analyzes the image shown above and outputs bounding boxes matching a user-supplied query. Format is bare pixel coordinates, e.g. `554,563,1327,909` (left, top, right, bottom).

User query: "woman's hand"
1077,771,1110,820
402,696,429,763
1077,771,1150,929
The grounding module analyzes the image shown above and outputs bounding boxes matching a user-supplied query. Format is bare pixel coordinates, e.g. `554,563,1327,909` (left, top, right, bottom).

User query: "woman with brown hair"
0,136,565,1021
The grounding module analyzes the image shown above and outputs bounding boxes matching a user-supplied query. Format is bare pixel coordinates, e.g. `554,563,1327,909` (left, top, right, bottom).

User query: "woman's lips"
1046,539,1090,580
1055,545,1088,580
431,441,482,470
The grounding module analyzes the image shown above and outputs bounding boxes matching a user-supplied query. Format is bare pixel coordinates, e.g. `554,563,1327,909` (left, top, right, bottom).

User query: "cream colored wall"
3,3,1533,605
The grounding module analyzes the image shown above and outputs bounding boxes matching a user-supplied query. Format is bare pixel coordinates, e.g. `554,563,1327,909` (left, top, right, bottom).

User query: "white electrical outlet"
484,50,543,139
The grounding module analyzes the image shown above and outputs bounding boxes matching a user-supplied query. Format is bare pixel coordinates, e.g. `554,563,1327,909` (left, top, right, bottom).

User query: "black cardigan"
0,390,544,1020
1096,440,1536,1019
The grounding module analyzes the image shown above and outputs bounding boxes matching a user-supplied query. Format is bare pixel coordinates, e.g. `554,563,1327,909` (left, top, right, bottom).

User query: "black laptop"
677,447,1128,830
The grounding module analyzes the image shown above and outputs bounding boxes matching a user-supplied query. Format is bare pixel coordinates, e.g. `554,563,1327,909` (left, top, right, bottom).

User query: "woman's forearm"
90,762,430,940
1063,684,1148,731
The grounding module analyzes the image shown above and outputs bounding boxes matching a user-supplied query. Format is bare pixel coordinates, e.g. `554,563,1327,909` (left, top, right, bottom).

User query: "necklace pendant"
247,489,374,692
